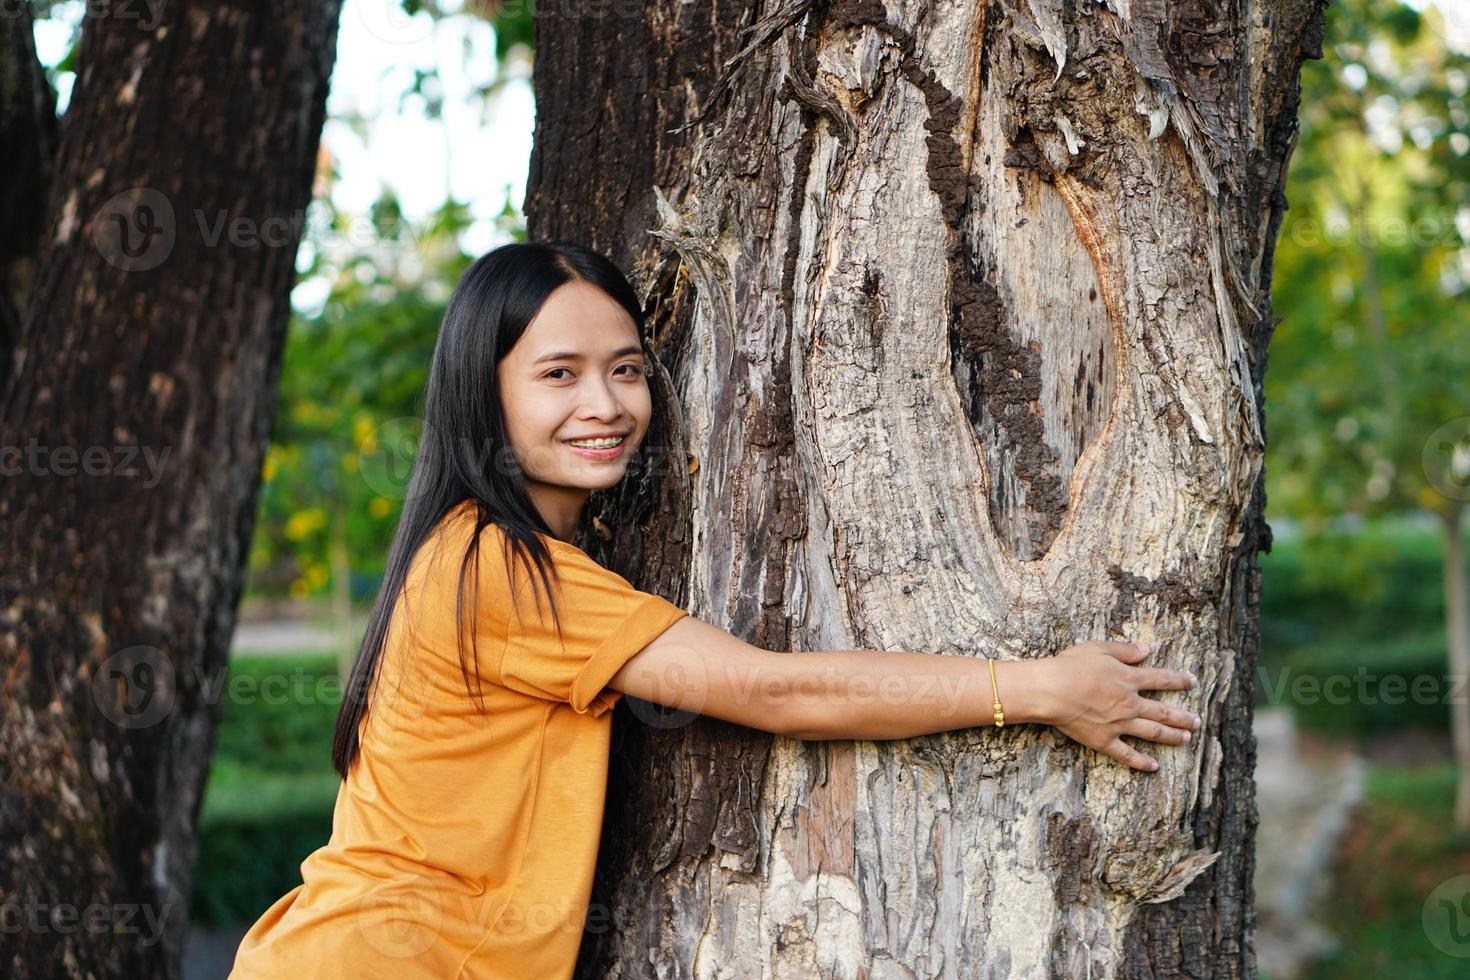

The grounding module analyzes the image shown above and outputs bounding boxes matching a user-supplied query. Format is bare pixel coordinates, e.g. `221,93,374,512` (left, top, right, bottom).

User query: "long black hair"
331,241,648,778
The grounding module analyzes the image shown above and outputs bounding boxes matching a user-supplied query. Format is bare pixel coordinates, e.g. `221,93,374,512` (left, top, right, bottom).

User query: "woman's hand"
1034,641,1201,772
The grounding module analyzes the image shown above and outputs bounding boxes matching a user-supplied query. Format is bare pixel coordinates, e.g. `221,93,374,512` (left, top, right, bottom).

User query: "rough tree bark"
0,0,57,392
0,2,341,977
527,0,1325,976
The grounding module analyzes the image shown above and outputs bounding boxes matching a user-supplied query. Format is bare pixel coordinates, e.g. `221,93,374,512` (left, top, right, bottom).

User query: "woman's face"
496,280,651,526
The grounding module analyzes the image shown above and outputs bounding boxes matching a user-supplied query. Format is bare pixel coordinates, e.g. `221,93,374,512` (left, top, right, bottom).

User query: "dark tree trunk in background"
0,0,57,392
0,2,341,977
527,0,1325,976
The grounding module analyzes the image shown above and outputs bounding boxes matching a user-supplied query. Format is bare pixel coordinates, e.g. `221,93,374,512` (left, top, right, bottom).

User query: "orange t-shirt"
229,500,688,979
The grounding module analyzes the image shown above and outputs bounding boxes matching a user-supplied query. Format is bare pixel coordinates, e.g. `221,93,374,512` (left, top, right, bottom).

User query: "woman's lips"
563,438,627,460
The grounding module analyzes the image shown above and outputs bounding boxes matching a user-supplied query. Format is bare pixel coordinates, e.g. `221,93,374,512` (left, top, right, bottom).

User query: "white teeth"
567,436,624,449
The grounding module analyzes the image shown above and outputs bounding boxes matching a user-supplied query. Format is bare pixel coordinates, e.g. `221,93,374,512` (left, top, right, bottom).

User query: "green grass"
1301,761,1470,979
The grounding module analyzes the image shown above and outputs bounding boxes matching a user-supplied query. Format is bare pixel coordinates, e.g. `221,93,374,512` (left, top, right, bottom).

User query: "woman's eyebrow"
532,345,643,364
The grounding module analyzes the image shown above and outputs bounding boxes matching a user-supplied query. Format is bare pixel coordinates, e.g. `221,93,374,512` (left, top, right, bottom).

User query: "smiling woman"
229,241,686,978
494,279,652,541
228,242,1198,980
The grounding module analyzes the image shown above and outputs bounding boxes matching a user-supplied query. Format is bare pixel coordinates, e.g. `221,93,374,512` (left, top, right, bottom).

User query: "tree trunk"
0,0,58,393
526,0,1325,976
1443,507,1470,833
0,3,341,977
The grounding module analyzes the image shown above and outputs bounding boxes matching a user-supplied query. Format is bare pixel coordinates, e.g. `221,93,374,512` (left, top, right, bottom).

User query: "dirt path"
1253,705,1366,979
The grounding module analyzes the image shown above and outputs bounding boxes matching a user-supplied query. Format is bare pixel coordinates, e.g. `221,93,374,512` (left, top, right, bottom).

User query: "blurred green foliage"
246,194,523,600
193,808,337,927
244,0,530,603
194,654,342,925
1258,516,1467,738
1268,0,1469,525
1260,519,1452,654
490,0,535,62
1280,634,1452,737
1301,761,1470,978
207,655,344,777
1259,0,1470,756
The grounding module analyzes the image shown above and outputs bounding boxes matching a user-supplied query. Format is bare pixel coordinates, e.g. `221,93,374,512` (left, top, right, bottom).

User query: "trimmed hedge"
1270,631,1452,739
192,807,336,926
1256,518,1462,739
1259,519,1451,671
191,654,341,926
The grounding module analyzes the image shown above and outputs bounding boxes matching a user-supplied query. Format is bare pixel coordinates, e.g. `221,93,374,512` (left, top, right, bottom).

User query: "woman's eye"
545,364,643,381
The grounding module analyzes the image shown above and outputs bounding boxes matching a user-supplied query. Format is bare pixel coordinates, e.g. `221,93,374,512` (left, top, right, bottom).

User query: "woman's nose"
581,376,622,418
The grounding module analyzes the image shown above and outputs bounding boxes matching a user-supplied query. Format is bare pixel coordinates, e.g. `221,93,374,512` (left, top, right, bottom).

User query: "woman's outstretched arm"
608,613,1201,772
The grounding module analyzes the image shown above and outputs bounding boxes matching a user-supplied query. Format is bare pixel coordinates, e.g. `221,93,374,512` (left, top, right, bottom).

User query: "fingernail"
1192,715,1201,729
1182,731,1190,742
1139,642,1150,656
1149,760,1159,771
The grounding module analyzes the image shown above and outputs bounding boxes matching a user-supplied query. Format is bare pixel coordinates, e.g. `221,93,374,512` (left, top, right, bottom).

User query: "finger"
1134,698,1203,732
1120,716,1192,746
1102,736,1159,772
1100,641,1149,662
1135,667,1197,692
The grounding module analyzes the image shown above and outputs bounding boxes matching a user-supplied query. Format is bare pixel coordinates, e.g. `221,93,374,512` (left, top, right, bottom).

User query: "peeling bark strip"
0,3,341,977
528,0,1324,976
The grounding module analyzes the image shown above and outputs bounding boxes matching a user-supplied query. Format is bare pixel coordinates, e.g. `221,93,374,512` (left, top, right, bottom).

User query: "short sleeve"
498,541,688,717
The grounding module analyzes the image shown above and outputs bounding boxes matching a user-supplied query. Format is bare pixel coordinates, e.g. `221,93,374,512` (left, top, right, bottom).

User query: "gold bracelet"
987,657,1004,728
